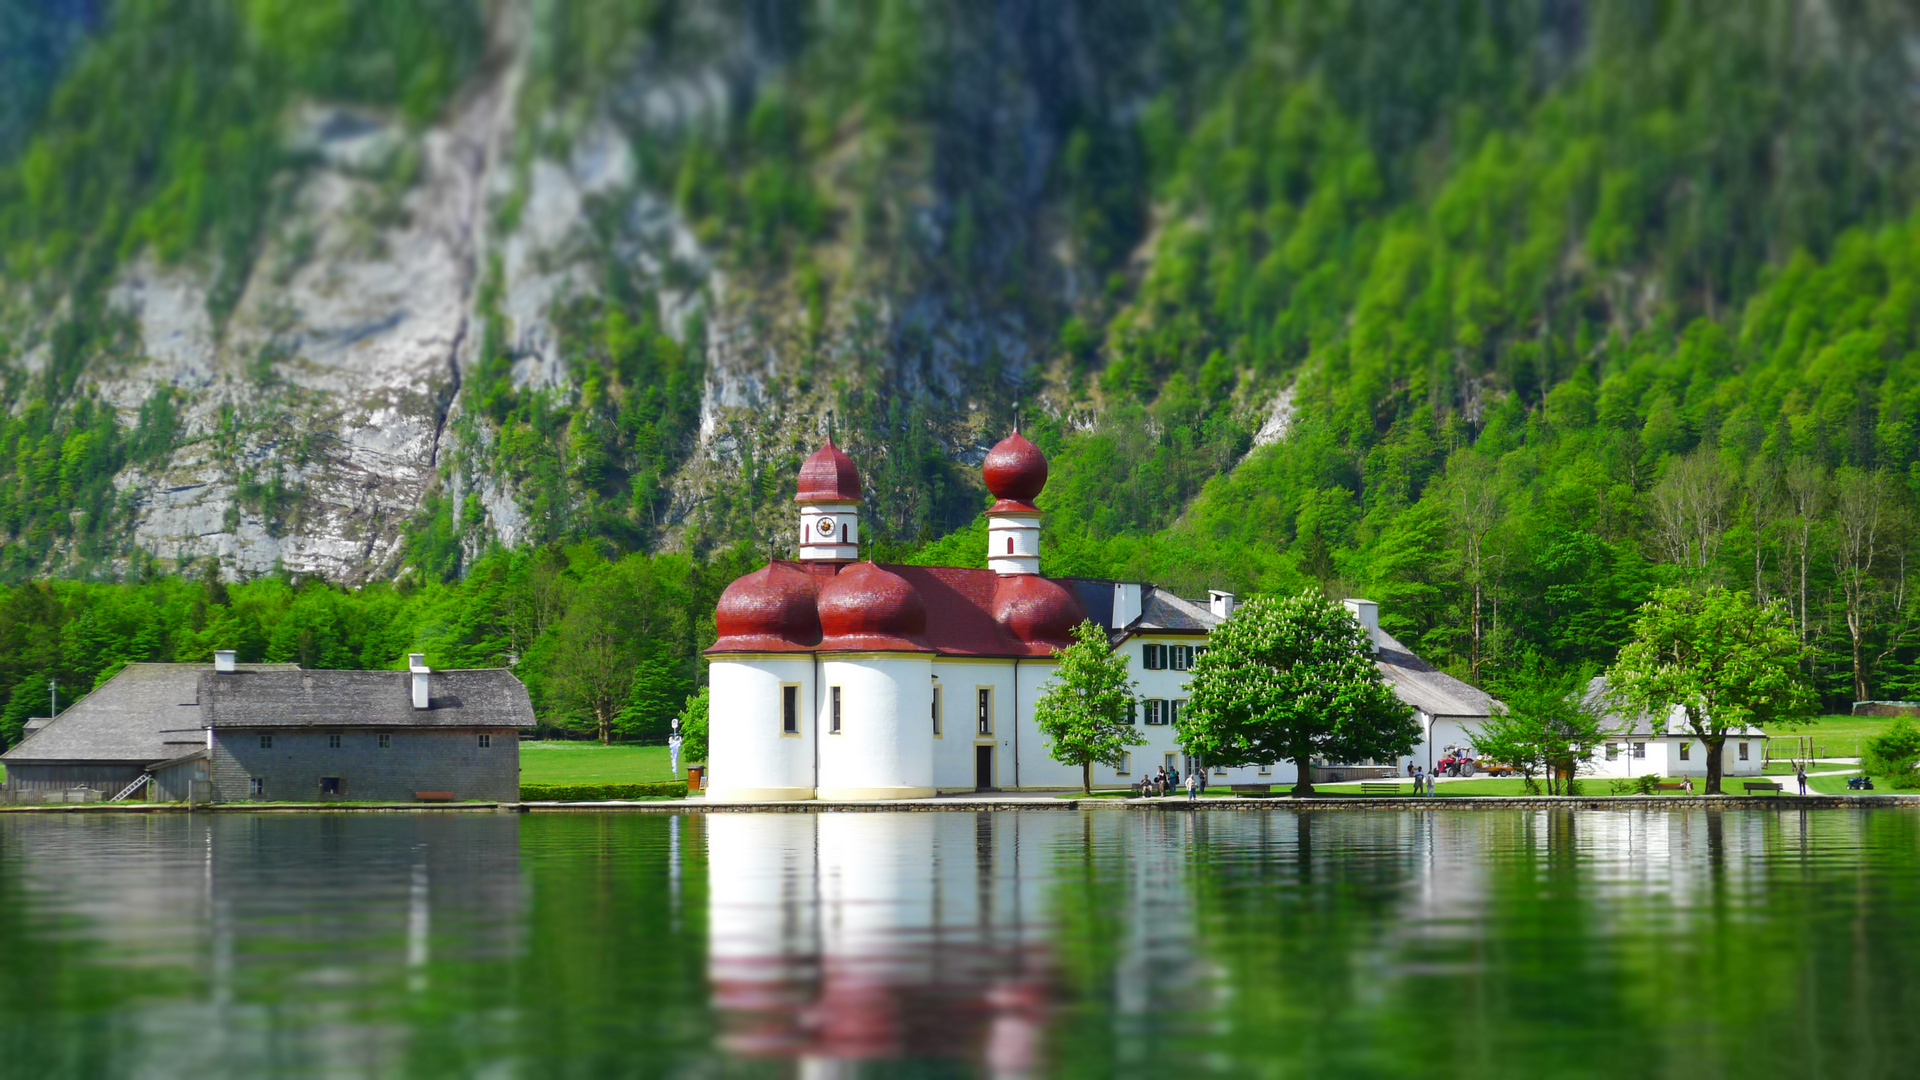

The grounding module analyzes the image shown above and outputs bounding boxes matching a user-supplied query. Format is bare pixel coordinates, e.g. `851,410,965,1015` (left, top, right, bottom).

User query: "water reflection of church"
707,812,1076,1075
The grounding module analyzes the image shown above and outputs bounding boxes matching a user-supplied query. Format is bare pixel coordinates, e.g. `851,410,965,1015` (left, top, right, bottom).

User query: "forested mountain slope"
2,0,1919,739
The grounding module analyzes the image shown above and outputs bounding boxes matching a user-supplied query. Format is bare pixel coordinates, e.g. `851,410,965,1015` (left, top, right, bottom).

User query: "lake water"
1,807,1915,1078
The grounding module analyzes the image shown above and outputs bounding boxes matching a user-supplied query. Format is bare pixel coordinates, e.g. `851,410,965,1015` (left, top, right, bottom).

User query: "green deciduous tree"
679,685,709,768
1034,620,1145,794
1474,658,1611,795
1180,592,1417,796
1605,586,1816,795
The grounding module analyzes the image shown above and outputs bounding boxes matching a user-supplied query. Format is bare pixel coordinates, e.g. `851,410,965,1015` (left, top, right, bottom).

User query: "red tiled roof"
705,562,1087,658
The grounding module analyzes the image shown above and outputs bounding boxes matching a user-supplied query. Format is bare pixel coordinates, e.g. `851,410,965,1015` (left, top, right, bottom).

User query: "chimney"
1343,599,1381,653
409,653,430,710
214,650,237,674
1208,590,1236,620
1112,582,1142,629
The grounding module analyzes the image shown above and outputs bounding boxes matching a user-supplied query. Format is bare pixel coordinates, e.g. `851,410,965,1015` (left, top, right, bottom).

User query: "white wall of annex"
932,660,1017,790
817,656,935,798
707,657,816,800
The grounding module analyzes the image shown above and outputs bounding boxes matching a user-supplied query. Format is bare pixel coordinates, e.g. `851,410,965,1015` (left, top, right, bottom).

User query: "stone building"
5,653,534,803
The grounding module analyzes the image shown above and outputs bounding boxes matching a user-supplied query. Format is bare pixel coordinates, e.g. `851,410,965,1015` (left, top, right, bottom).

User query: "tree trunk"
597,706,611,746
1703,735,1726,795
1292,753,1314,797
1082,760,1091,795
1851,614,1868,703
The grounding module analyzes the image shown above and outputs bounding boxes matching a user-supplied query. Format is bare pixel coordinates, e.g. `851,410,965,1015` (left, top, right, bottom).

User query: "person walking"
1186,772,1198,801
1413,766,1426,795
1796,763,1809,796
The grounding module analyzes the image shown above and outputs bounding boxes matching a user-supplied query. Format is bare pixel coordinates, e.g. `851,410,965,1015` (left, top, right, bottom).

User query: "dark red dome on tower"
817,563,930,651
796,439,863,504
710,562,822,652
983,432,1047,513
992,574,1085,650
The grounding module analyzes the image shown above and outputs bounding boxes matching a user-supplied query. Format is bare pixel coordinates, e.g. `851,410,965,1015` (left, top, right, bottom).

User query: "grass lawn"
1760,714,1908,759
519,742,678,785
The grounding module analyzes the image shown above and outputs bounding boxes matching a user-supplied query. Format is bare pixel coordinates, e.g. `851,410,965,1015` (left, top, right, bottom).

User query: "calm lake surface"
0,807,1915,1078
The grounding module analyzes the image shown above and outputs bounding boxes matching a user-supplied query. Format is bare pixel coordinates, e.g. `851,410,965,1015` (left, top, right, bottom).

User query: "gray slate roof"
1581,676,1766,738
203,668,535,729
1376,631,1501,719
1134,589,1219,633
4,663,294,764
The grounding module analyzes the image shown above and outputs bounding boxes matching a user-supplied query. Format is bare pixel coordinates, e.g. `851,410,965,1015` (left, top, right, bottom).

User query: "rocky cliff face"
41,1,1119,583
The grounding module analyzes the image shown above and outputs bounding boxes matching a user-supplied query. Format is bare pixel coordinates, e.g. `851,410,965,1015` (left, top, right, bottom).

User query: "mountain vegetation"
2,0,1919,741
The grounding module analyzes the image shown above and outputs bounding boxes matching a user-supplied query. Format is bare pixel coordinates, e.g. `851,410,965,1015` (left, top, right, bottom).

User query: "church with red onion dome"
702,430,1258,801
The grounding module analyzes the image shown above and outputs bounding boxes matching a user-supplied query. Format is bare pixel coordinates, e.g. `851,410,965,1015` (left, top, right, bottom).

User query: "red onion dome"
817,563,930,651
795,439,863,504
992,574,1086,651
708,562,822,652
982,431,1047,513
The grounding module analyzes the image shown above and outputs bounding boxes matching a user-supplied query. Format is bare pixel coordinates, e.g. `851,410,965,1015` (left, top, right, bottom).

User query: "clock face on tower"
817,519,835,537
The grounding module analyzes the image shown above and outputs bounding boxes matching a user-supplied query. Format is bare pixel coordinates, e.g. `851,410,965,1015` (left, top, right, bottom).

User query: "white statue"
668,728,683,775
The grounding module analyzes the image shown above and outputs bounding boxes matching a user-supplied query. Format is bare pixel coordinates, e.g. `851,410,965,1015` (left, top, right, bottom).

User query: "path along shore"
0,791,1914,813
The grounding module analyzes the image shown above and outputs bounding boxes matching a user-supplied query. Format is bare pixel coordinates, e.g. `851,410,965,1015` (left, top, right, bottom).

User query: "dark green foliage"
517,781,687,801
1862,720,1920,788
0,543,748,751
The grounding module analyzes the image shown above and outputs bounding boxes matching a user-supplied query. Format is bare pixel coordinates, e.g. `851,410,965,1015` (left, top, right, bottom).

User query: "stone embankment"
0,795,1913,813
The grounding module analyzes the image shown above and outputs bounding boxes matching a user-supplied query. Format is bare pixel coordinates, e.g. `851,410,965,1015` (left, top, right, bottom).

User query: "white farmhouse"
1577,677,1769,780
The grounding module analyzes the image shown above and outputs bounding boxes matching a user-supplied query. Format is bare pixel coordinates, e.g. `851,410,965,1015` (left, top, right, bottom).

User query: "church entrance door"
975,746,994,791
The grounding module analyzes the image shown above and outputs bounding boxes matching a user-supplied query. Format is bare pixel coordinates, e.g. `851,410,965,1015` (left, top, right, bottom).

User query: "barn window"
259,734,273,749
478,733,492,749
249,778,264,796
319,777,343,795
378,733,391,749
328,734,342,750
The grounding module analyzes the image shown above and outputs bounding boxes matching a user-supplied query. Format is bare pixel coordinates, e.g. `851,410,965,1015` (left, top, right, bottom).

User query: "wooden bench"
414,791,457,803
1360,782,1404,796
1230,784,1274,798
1743,780,1783,795
1653,782,1688,793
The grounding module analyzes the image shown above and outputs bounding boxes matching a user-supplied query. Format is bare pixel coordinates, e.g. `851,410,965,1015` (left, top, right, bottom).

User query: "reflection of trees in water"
1035,807,1920,1078
8,810,1920,1075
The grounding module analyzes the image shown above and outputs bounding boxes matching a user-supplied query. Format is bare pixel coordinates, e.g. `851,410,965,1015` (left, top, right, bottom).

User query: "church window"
932,688,942,737
1007,536,1014,554
782,685,800,735
1679,742,1691,761
830,686,843,734
977,688,993,735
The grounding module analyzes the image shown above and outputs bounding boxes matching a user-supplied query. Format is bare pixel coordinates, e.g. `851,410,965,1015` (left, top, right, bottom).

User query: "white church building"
703,433,1511,801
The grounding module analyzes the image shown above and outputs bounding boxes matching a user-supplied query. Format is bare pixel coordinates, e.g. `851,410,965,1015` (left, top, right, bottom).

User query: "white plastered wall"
817,655,936,799
1016,658,1083,789
931,659,1016,791
929,657,1021,791
707,657,817,801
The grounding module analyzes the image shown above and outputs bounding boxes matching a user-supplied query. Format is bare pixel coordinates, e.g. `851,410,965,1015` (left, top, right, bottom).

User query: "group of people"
1132,765,1207,799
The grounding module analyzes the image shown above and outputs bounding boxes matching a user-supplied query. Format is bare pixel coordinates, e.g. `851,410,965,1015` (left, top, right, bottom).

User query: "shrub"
518,781,687,802
1863,721,1920,788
